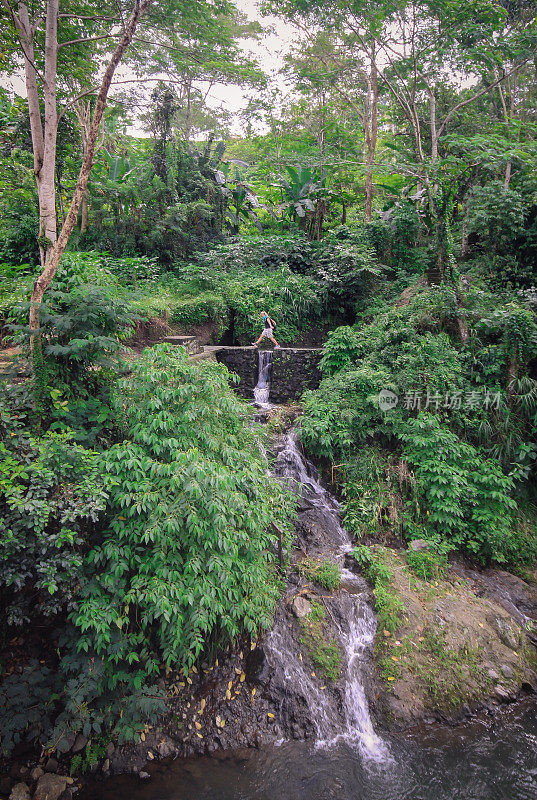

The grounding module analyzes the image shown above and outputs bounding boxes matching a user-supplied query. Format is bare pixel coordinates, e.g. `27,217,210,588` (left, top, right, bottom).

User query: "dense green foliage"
0,340,293,756
302,282,537,566
1,0,537,769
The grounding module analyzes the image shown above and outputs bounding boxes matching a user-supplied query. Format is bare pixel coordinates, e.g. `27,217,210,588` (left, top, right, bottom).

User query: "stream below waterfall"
82,701,537,800
80,354,537,800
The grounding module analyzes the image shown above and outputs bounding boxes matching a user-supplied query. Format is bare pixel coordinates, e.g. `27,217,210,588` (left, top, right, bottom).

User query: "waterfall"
265,431,389,763
254,350,273,405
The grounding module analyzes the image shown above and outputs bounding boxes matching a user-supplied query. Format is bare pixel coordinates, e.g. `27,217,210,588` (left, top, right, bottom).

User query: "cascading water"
266,430,389,763
253,350,273,405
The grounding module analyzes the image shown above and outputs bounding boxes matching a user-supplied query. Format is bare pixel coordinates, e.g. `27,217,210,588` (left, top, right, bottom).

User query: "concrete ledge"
216,346,322,403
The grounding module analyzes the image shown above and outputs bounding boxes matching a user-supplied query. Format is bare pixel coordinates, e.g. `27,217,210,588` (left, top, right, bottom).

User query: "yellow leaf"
195,721,202,730
387,677,396,681
251,688,256,696
140,732,145,742
228,680,233,690
240,672,246,682
267,712,274,719
200,699,206,711
250,642,256,650
235,668,242,674
225,690,231,700
298,653,303,662
197,733,203,739
187,677,192,685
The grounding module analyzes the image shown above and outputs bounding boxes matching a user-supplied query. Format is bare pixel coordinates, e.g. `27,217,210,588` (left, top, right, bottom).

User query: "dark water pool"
82,701,537,800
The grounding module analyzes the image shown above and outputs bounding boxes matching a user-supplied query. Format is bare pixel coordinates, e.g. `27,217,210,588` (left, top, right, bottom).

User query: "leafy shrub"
170,290,228,331
397,413,518,563
0,394,108,625
74,345,294,679
405,547,448,581
320,325,362,376
301,364,398,460
297,557,341,591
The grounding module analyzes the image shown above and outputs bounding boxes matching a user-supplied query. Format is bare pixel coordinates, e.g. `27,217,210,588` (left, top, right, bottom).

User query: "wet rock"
157,738,176,759
245,645,271,685
494,618,520,651
30,767,44,782
34,774,69,800
44,758,58,773
494,685,511,701
409,539,429,552
71,734,87,754
9,783,30,800
291,596,312,618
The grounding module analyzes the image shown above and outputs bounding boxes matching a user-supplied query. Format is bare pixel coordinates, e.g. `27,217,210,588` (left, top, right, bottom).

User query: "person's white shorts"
260,328,274,338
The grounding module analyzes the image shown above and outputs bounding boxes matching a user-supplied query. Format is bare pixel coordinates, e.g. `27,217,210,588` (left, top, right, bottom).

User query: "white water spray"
254,350,273,405
266,432,390,763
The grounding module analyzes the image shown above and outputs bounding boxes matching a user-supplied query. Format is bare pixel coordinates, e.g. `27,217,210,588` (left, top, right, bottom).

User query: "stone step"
163,335,202,355
189,348,217,363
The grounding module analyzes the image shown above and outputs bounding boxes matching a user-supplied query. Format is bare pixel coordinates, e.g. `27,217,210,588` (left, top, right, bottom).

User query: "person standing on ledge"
252,310,281,348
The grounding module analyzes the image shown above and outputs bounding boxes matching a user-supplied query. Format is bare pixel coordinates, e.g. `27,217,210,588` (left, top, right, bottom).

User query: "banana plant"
215,161,270,235
101,150,132,182
277,165,327,219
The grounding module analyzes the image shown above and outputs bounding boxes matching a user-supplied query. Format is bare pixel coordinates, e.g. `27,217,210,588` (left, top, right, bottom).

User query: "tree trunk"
29,0,155,348
363,50,378,224
461,201,470,258
80,195,89,234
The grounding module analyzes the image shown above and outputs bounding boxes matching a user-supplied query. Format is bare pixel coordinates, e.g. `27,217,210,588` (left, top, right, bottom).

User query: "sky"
206,0,295,130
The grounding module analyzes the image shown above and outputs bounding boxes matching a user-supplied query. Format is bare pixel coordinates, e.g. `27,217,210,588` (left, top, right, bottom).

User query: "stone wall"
216,347,322,404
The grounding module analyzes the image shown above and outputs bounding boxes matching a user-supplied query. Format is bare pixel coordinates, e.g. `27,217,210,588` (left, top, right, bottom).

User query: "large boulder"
34,774,69,800
291,596,312,618
9,784,30,800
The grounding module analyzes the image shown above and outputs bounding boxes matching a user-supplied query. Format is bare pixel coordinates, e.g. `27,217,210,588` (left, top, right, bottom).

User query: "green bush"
405,547,448,581
74,344,294,675
397,413,518,563
297,557,341,591
0,394,108,626
170,290,228,330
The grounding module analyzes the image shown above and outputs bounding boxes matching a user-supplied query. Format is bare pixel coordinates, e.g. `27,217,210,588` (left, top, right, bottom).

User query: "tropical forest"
1,0,537,798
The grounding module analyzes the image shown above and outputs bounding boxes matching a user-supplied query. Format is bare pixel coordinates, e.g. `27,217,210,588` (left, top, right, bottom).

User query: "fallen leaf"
240,672,246,682
195,721,202,730
267,712,275,719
